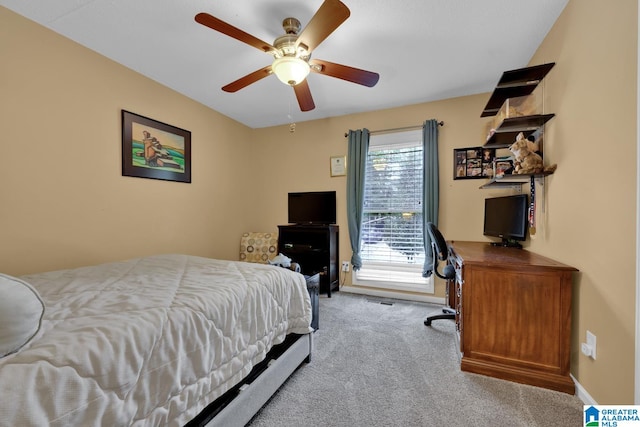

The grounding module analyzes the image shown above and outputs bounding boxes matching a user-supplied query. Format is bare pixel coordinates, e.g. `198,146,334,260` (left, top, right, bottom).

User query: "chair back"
427,222,449,262
426,222,456,280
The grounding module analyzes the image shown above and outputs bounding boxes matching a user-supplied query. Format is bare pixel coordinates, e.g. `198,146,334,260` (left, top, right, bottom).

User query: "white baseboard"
340,285,445,305
572,374,597,405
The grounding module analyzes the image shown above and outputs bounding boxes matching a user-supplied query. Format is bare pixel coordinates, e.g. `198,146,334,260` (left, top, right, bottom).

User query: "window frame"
353,129,433,294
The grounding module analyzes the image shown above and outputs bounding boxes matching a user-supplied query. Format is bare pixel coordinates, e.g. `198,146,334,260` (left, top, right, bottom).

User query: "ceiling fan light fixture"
272,56,310,86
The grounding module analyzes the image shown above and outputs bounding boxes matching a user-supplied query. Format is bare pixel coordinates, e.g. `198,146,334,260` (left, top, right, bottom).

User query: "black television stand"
278,224,339,297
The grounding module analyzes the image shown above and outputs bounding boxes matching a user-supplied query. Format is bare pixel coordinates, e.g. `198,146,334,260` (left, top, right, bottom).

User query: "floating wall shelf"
481,63,556,117
484,114,556,147
479,172,554,189
478,63,557,189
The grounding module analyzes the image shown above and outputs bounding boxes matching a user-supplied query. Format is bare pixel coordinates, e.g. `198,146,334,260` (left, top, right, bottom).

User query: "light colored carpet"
248,292,584,426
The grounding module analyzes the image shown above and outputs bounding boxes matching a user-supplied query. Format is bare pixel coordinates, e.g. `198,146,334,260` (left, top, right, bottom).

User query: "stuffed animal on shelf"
508,132,556,174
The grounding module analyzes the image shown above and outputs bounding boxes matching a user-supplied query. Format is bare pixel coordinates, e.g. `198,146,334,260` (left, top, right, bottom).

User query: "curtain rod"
344,121,444,137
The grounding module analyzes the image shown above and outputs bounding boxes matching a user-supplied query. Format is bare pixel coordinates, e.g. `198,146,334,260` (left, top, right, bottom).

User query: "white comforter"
0,254,312,426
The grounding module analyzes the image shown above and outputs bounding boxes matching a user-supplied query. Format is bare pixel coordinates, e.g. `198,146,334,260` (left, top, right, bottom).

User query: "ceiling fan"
195,0,379,112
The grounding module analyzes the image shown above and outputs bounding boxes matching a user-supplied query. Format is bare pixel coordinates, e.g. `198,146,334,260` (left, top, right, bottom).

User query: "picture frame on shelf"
453,147,495,180
493,156,515,178
121,110,191,183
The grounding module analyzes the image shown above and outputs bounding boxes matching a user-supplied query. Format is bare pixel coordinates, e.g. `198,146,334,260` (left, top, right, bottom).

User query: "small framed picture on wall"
330,156,346,177
453,146,495,180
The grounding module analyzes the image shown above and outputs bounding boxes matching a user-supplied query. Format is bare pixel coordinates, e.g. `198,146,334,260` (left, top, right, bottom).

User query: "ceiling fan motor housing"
282,17,301,34
273,18,309,60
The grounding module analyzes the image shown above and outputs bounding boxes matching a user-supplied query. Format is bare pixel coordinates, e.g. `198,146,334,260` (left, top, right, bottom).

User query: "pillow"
0,273,45,358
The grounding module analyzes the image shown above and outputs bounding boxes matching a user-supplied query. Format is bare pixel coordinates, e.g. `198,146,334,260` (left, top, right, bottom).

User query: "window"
354,129,433,293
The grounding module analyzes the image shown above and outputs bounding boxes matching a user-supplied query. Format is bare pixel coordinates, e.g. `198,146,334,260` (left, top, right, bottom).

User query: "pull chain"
288,101,296,133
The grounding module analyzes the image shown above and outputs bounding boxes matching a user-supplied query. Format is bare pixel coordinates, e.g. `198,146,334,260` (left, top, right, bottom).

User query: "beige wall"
1,7,255,275
257,92,508,237
2,0,637,405
250,94,495,300
526,0,637,404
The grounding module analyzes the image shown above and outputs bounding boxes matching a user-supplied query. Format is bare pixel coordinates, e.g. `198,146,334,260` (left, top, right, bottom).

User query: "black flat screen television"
483,194,528,248
288,191,336,225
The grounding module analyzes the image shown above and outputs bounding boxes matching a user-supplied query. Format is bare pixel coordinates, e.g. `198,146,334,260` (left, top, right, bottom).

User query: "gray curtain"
422,119,440,277
346,129,369,271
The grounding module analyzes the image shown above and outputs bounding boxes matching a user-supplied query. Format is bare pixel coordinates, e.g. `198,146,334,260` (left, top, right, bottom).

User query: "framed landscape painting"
121,110,191,183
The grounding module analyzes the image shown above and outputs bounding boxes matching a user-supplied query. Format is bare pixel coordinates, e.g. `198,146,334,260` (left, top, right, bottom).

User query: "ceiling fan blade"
310,59,380,87
296,0,350,52
222,66,273,92
195,13,277,55
293,80,315,111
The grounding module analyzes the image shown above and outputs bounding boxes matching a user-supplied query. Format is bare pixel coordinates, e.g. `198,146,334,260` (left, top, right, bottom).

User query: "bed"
0,254,313,426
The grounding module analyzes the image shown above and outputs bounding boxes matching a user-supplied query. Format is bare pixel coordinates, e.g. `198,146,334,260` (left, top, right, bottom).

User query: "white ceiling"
2,0,569,128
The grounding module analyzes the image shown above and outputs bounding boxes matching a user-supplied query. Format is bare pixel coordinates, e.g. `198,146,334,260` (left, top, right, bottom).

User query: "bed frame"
187,332,314,427
188,273,319,426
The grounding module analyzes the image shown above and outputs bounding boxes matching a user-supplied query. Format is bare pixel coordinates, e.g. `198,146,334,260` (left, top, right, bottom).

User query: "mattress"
0,254,312,426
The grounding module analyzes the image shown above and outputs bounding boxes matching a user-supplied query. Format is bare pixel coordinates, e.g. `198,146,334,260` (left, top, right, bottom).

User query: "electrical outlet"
342,261,350,272
581,330,597,359
586,330,596,360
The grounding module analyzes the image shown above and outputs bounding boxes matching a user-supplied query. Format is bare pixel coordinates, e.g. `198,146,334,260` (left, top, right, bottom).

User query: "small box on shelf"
485,88,542,141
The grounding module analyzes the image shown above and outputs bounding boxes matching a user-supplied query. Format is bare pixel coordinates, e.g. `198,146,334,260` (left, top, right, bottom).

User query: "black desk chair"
424,222,457,326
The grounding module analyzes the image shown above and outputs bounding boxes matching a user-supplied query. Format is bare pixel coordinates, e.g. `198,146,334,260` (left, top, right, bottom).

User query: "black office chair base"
424,307,455,326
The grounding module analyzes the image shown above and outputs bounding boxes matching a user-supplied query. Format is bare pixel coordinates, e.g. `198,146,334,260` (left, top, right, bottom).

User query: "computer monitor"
483,194,528,248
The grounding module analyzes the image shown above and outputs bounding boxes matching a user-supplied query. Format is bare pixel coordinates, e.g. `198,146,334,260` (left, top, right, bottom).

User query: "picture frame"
453,146,496,180
493,156,515,178
330,156,347,177
122,110,191,183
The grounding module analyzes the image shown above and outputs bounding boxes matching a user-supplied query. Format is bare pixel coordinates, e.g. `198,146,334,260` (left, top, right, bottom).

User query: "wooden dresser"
448,241,578,394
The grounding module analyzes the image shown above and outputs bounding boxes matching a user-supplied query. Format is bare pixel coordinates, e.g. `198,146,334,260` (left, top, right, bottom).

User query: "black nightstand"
305,273,319,330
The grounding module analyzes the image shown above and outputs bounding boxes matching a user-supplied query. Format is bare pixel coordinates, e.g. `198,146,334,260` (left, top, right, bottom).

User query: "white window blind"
355,129,432,292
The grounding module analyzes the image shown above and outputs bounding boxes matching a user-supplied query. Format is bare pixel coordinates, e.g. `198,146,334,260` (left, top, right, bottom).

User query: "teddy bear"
508,132,556,174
